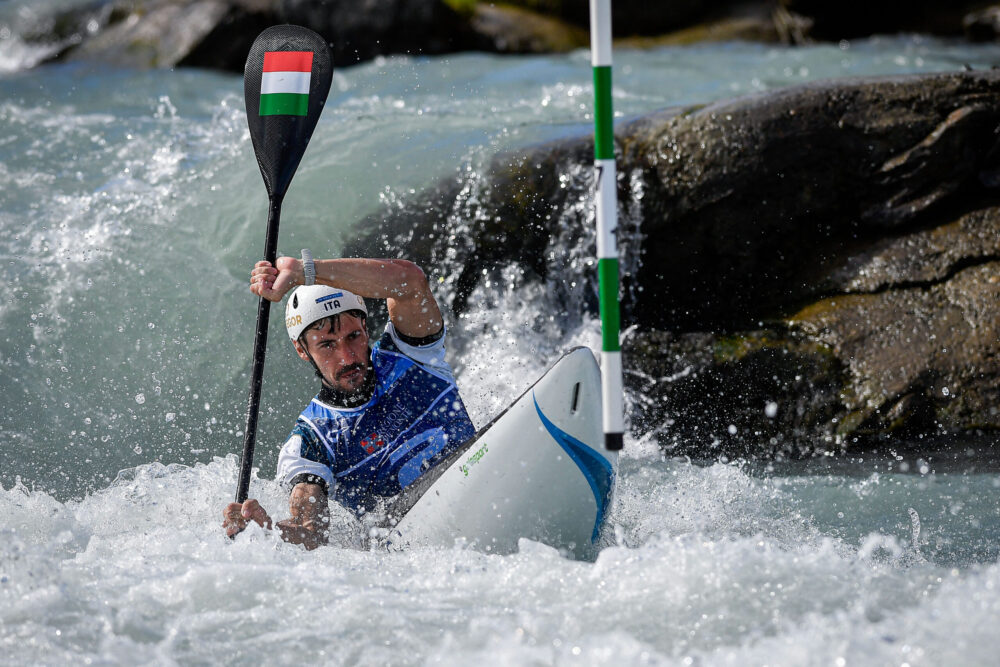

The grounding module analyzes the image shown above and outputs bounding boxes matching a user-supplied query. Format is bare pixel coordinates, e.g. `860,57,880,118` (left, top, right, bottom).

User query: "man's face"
294,313,370,393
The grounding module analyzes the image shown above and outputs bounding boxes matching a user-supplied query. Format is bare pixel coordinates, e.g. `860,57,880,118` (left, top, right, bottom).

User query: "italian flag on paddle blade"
259,51,313,116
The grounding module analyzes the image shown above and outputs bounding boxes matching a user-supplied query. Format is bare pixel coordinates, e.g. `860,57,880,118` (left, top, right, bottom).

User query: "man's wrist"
301,249,316,286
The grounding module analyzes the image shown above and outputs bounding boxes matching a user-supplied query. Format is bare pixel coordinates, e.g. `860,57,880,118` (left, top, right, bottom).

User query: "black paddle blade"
244,25,333,199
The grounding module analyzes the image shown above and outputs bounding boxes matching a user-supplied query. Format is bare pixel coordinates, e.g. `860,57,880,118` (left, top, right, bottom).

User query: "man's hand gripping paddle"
236,26,332,504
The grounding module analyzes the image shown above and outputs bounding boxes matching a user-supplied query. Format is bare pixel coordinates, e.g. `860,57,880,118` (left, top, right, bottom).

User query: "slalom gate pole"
589,0,624,451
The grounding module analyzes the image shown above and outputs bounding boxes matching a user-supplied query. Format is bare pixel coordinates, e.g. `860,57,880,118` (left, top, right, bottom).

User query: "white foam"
2,456,998,665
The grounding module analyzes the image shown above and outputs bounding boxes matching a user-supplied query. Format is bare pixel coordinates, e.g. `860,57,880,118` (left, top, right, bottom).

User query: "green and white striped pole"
589,0,624,451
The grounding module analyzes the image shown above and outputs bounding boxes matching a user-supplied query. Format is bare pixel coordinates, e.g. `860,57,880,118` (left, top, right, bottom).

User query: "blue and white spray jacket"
277,323,476,515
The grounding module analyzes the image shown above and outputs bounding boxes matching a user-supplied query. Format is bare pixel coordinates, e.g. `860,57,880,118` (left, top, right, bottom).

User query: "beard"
317,360,375,408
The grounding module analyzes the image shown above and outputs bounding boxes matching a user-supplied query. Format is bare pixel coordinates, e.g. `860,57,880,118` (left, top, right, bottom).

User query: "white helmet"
285,284,367,341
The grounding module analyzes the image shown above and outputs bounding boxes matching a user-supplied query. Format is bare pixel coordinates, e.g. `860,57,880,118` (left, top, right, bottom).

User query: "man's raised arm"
250,256,443,338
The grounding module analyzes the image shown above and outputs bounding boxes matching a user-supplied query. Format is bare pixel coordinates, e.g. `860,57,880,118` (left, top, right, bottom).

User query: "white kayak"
382,347,617,556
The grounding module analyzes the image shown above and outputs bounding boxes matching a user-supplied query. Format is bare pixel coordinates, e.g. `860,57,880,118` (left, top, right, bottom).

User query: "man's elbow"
393,260,430,296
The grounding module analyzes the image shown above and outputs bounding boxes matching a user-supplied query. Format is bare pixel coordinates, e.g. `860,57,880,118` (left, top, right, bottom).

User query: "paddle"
235,25,333,504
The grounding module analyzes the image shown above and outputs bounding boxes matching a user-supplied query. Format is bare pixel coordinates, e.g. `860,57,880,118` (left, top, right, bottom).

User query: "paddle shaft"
236,194,283,504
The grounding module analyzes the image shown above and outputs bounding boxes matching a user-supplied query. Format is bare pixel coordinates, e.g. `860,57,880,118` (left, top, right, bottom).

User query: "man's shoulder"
288,417,324,447
281,419,329,461
374,323,454,381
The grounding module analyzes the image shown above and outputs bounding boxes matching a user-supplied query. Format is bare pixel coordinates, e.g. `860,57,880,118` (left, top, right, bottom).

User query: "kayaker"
222,254,476,548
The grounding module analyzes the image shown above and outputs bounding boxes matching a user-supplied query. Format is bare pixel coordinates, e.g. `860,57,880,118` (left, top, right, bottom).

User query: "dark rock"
772,5,814,44
468,3,588,53
620,13,782,48
494,1,788,45
27,0,793,73
278,0,479,67
618,72,1000,331
46,0,599,72
23,0,1000,74
46,0,487,71
65,0,272,70
623,327,847,458
5,0,120,64
629,211,1000,454
345,70,1000,452
790,258,1000,437
827,208,1000,293
964,6,1000,42
780,0,986,40
180,2,281,71
499,0,740,37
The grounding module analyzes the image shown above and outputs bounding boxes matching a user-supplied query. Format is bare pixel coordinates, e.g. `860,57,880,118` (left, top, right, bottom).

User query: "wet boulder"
779,0,985,40
466,4,588,54
622,327,847,458
499,0,742,37
629,72,1000,450
26,0,790,71
60,0,279,70
33,0,594,71
42,0,485,71
790,237,1000,441
278,0,481,66
616,71,1000,331
964,6,1000,42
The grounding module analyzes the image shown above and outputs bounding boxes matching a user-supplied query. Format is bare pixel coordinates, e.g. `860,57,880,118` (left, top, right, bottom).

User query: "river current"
2,6,1000,664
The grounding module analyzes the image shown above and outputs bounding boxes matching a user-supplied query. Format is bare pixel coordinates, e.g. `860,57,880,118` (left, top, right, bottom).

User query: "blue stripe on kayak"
396,428,447,488
533,393,614,541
